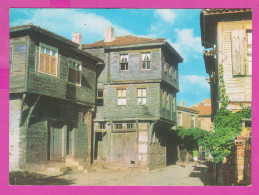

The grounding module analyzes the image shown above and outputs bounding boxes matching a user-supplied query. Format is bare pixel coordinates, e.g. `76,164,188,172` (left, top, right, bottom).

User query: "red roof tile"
202,9,251,15
189,99,211,116
83,35,166,49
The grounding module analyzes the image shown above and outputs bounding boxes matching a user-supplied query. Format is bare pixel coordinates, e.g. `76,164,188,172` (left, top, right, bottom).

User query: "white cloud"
171,29,203,61
179,75,209,93
154,9,176,24
10,9,132,44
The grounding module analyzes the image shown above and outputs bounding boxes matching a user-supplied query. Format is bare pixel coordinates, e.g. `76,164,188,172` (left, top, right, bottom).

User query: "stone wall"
149,142,166,169
9,98,22,170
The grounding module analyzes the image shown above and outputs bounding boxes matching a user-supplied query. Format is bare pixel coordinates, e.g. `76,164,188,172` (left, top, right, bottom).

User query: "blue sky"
10,8,210,107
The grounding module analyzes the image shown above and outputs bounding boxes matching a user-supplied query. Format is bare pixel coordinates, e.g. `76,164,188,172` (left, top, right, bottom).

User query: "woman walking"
179,144,187,168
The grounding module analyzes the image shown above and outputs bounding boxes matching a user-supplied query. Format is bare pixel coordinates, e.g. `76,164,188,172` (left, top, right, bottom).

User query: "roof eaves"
10,24,79,48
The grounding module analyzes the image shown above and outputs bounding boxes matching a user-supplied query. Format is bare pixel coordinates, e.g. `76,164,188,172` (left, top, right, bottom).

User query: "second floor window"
120,54,128,70
39,43,58,76
141,53,151,70
117,89,126,105
68,58,82,85
137,88,147,105
97,90,104,106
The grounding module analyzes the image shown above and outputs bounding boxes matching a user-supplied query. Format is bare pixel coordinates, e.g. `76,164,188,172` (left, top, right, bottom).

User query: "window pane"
122,98,126,105
142,89,146,96
118,90,122,97
41,47,45,53
46,48,50,55
146,53,150,60
248,47,252,53
98,90,103,98
142,54,146,61
52,51,56,57
247,32,252,45
248,55,252,62
122,89,126,97
147,62,150,69
118,98,122,105
143,98,146,105
142,62,146,69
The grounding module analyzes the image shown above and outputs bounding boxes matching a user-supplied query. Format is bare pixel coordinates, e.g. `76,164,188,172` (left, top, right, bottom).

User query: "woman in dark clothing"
179,144,187,168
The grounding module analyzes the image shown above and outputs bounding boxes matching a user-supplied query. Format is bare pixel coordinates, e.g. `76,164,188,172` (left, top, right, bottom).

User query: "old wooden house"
83,27,183,169
176,101,199,129
189,99,212,131
9,24,102,171
200,9,252,119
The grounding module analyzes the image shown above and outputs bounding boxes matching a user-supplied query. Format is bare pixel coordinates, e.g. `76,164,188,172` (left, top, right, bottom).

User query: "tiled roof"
83,35,166,49
189,99,211,116
177,106,199,114
202,9,251,15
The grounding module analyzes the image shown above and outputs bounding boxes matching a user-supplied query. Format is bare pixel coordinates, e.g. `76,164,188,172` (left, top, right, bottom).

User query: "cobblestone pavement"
10,161,209,186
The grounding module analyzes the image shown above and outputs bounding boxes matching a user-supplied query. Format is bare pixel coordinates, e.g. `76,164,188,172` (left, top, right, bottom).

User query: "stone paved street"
10,161,212,186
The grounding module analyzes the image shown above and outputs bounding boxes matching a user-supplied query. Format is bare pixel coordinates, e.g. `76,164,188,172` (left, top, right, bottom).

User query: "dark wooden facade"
84,31,183,169
9,25,102,171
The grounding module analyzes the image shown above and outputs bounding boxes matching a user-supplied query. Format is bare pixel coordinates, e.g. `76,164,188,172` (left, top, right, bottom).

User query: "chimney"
180,101,184,107
104,27,116,42
72,33,82,49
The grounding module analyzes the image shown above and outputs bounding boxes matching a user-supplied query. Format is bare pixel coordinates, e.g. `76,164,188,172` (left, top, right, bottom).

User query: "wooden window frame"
97,90,104,106
114,123,123,130
137,88,147,106
67,58,82,86
120,54,129,71
39,42,58,76
127,123,135,129
99,122,106,129
117,88,127,106
141,52,151,70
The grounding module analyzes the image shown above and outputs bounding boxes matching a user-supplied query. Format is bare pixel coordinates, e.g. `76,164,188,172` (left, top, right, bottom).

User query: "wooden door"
48,123,63,161
110,132,137,165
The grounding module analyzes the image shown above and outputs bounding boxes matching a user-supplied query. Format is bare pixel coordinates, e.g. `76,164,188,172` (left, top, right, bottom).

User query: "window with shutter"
231,29,246,76
39,43,58,76
246,30,252,75
67,58,82,86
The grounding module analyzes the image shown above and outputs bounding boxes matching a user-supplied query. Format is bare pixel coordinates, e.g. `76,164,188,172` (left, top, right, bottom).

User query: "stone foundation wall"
149,142,166,169
9,98,22,171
